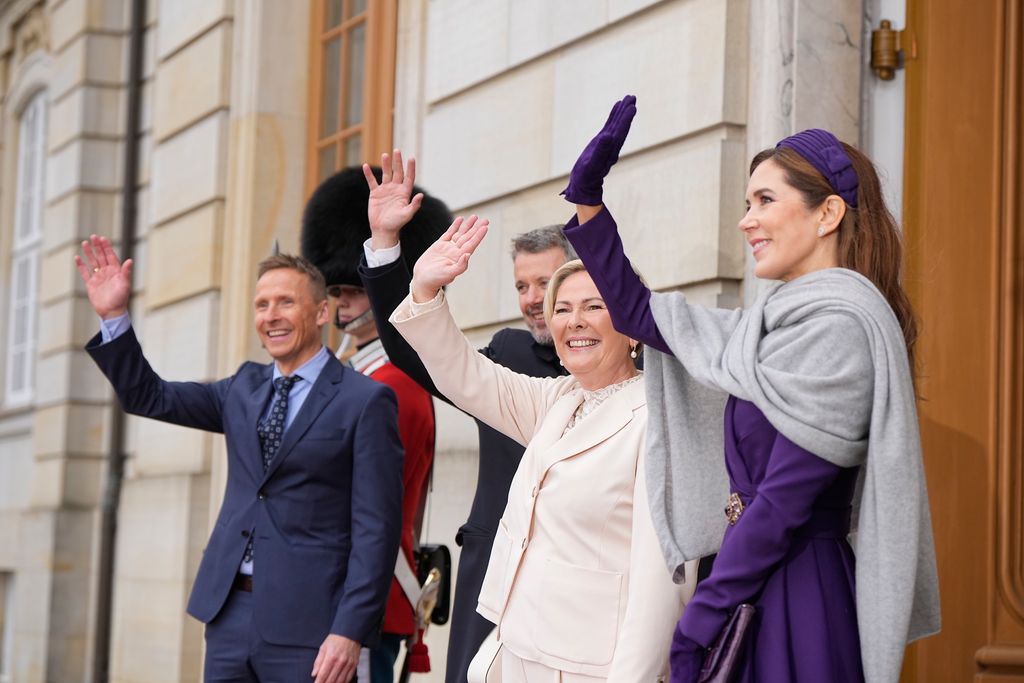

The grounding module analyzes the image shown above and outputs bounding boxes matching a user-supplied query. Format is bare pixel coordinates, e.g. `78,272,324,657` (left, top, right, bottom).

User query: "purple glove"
670,624,705,683
561,94,637,205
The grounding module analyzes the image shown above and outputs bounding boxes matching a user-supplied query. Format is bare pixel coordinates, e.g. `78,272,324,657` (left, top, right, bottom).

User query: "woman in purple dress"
557,96,940,683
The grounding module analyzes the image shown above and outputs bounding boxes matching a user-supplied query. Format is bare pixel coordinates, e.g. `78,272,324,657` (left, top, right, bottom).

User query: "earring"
817,225,827,237
629,344,638,359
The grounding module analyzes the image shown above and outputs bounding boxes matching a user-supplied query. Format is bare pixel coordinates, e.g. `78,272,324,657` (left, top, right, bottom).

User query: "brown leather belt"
233,573,254,592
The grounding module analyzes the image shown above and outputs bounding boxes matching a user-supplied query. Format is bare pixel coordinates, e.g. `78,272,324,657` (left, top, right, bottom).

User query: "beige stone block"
143,25,156,79
139,77,153,133
550,0,736,175
114,473,210,582
38,242,80,305
136,130,151,185
508,0,608,66
50,0,130,52
0,511,22,565
156,0,231,59
608,0,666,22
46,137,123,202
44,190,121,251
422,60,555,209
109,576,193,682
29,456,64,507
62,456,106,505
0,431,33,512
425,0,509,101
140,290,220,379
133,419,212,477
146,202,223,308
36,296,100,355
33,402,111,457
52,32,126,100
153,22,231,142
150,111,228,225
35,348,113,405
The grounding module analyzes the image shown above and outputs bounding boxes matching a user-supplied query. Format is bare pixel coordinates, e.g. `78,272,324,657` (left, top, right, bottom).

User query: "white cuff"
363,238,402,267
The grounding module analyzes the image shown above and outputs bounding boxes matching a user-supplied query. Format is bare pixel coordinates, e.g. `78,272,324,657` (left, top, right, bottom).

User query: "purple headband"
776,129,859,207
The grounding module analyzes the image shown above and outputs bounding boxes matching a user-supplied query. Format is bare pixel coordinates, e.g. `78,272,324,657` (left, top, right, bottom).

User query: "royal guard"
302,166,451,682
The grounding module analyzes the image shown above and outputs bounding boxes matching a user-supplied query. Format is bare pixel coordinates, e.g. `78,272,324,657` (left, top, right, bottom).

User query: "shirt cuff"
99,313,132,344
363,238,402,267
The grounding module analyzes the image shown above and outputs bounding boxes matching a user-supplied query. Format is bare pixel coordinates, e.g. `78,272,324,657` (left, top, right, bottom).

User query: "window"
5,91,46,406
307,0,398,193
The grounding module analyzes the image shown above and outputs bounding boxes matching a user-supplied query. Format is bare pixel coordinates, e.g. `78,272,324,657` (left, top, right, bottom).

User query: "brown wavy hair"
750,144,919,374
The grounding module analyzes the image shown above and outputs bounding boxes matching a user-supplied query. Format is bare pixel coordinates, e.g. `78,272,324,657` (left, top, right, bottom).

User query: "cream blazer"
392,292,696,681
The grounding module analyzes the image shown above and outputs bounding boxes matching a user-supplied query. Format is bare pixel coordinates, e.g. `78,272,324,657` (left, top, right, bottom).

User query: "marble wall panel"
155,0,231,60
149,111,227,225
152,21,231,142
145,201,223,308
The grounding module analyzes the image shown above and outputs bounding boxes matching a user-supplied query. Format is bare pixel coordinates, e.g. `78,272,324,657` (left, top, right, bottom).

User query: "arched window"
307,0,397,193
5,91,47,406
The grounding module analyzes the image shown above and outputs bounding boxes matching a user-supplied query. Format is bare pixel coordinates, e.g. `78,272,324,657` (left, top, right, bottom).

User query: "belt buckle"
724,493,745,526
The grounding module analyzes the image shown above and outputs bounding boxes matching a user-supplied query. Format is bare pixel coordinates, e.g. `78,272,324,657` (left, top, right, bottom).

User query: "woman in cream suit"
389,215,696,682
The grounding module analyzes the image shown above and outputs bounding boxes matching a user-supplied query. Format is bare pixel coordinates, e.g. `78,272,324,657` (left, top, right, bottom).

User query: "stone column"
743,0,863,304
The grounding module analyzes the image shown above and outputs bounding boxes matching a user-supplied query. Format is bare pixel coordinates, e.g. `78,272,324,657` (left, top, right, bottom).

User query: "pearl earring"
629,344,638,359
817,225,827,237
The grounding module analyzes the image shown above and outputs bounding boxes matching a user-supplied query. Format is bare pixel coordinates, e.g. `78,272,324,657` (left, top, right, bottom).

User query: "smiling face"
513,247,569,344
549,270,637,391
740,159,840,282
254,268,330,375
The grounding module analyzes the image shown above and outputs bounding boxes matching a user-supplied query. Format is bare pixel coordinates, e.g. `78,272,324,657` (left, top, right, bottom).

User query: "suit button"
530,486,538,498
257,492,266,500
241,530,250,538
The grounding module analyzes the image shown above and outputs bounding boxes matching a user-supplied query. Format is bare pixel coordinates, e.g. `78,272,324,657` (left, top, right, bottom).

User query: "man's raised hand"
74,234,132,320
363,149,424,250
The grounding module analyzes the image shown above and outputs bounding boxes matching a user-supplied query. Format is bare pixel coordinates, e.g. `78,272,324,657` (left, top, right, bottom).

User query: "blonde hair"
542,259,644,357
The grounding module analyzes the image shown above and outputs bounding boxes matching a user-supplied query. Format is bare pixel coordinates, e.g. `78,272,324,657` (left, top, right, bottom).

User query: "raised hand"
410,215,489,303
561,94,637,206
362,149,425,250
74,234,133,320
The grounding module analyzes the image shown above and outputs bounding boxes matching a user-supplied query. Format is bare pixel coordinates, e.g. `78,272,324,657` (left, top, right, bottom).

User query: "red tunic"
350,340,435,636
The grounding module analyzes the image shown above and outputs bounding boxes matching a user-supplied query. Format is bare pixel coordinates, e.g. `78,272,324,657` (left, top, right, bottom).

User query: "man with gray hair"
357,151,574,683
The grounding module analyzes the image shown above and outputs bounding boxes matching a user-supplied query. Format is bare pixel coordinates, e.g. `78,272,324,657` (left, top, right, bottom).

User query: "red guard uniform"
349,338,435,635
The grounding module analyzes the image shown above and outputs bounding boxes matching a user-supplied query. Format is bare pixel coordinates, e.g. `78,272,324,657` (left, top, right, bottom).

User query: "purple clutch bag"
698,604,755,683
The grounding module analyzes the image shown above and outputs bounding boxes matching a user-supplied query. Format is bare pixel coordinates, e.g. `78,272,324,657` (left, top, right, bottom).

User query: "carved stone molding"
11,3,46,65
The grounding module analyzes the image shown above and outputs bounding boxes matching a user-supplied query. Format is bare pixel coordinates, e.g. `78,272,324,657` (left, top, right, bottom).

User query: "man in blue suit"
76,235,404,683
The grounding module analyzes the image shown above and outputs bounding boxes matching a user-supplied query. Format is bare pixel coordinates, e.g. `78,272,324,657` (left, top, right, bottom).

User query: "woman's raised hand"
74,234,133,320
363,150,425,249
561,94,637,206
410,215,489,303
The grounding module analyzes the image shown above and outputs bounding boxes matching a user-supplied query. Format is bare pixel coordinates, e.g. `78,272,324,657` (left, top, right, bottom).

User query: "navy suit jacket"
87,327,404,648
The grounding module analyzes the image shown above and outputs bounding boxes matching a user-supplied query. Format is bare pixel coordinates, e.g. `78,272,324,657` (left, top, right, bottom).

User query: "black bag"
414,544,451,625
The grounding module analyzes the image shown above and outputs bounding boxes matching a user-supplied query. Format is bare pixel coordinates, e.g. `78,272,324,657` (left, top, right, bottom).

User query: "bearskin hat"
301,166,452,288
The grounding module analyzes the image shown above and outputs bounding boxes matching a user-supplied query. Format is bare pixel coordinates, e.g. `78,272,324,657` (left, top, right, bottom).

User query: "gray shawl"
646,268,940,683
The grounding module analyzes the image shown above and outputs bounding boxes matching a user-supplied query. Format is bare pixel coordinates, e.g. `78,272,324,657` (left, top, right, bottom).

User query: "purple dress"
565,207,865,682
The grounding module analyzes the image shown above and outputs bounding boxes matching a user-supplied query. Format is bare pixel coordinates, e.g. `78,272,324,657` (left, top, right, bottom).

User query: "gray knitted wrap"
646,267,939,683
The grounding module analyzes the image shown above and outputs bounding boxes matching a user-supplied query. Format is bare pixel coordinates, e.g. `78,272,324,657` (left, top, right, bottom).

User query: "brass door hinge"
871,19,916,80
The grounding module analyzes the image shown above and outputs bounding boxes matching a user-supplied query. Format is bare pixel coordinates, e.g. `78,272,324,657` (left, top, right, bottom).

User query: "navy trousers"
204,588,323,683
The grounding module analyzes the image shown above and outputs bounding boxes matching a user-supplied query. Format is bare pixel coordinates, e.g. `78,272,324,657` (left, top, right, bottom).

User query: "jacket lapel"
261,356,343,483
241,364,274,482
534,379,646,474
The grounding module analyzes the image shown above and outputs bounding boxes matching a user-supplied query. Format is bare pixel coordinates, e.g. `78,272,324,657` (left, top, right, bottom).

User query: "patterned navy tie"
242,375,299,565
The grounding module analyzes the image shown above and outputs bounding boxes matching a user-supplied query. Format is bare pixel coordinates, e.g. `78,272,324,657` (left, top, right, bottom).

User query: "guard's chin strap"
334,307,375,332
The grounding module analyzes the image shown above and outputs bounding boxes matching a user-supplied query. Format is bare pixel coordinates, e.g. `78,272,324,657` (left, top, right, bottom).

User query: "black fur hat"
301,166,452,287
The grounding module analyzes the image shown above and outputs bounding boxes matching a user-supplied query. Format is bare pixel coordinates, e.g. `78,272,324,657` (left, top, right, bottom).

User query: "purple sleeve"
563,207,672,355
677,433,846,647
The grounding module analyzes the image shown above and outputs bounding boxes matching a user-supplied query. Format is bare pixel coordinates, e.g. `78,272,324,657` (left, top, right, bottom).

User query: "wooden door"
901,0,1024,680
